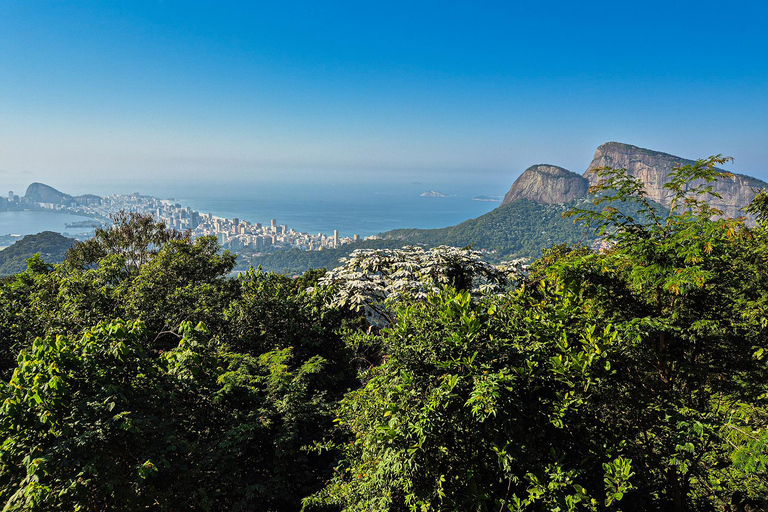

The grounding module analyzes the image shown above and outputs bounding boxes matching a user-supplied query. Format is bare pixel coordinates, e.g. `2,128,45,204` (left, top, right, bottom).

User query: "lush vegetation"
0,232,75,276
242,238,406,275
249,196,670,275
379,197,600,259
0,157,766,511
249,198,602,274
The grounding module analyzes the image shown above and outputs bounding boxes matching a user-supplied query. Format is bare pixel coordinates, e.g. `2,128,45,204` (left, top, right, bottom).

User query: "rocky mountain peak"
501,164,589,206
584,142,767,218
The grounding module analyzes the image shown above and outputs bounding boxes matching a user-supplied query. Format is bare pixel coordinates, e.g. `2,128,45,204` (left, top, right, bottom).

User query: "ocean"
176,182,501,238
1,179,507,240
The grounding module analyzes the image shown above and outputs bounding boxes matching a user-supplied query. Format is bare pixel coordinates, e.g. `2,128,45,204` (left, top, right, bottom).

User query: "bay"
0,211,96,238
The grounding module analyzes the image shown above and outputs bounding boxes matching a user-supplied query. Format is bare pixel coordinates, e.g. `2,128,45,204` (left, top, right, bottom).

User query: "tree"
120,235,237,337
319,245,525,327
0,315,356,511
0,320,172,510
306,287,632,511
548,156,768,510
65,210,187,272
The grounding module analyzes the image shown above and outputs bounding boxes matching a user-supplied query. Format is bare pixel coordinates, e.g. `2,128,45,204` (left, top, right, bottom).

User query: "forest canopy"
0,157,766,511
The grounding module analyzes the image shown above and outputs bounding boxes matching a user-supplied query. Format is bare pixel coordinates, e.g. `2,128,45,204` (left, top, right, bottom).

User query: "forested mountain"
247,198,599,273
250,195,664,273
254,141,764,274
0,157,766,511
243,238,405,274
379,196,599,258
0,231,75,276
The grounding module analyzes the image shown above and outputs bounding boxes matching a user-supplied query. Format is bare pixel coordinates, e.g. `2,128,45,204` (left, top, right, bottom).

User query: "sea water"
0,210,96,238
176,182,501,237
0,178,507,239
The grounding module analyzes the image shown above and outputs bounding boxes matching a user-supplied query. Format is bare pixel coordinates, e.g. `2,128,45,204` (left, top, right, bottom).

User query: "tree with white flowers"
319,245,527,326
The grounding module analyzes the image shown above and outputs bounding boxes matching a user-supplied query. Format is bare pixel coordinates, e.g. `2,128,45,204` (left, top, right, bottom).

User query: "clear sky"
1,0,766,196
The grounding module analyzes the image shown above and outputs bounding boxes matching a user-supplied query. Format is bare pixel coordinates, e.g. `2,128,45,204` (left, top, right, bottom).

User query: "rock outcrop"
501,165,589,206
24,183,71,204
584,142,767,218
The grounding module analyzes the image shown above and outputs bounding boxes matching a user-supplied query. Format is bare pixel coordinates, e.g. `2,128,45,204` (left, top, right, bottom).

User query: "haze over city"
1,0,766,196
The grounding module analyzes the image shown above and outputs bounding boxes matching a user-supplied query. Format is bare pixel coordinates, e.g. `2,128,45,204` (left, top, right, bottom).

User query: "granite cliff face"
501,165,588,206
584,142,767,218
501,142,766,219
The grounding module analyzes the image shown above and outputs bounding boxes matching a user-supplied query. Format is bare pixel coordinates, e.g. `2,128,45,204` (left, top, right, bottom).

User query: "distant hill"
0,231,76,276
248,198,604,273
244,239,407,275
379,197,600,260
25,183,71,204
24,183,102,206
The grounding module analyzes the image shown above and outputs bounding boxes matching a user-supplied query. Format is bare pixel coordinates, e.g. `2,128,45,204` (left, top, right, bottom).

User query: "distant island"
472,195,502,202
420,190,448,197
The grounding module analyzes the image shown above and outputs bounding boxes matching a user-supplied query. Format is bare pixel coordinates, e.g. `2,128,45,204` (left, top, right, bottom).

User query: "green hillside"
241,238,405,274
248,197,602,273
379,197,601,260
0,231,76,276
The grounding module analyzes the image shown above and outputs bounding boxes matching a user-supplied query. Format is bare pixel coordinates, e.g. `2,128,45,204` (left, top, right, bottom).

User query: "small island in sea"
420,190,448,197
472,195,502,202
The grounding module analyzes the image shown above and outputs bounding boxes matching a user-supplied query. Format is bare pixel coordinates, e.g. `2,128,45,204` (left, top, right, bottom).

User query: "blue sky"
1,0,766,195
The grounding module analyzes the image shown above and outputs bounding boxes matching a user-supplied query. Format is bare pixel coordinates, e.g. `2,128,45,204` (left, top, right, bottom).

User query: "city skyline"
1,0,766,194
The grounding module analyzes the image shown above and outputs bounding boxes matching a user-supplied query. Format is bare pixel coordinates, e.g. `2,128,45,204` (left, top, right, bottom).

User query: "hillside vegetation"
0,231,75,276
0,157,766,511
248,198,602,273
379,197,599,258
250,196,662,273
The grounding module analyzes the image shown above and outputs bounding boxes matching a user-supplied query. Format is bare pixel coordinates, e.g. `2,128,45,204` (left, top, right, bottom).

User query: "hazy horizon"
2,1,766,195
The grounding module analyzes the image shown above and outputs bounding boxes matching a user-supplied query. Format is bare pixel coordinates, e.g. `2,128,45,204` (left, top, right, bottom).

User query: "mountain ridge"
502,142,767,219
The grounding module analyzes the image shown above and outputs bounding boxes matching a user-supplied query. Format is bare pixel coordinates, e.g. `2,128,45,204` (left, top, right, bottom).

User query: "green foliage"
0,314,353,511
305,287,631,511
0,235,235,379
120,235,237,335
548,156,768,510
0,319,167,510
1,156,768,511
65,210,187,272
0,232,75,277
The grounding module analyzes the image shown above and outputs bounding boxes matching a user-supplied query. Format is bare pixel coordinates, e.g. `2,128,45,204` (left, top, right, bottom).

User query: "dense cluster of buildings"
47,192,361,254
